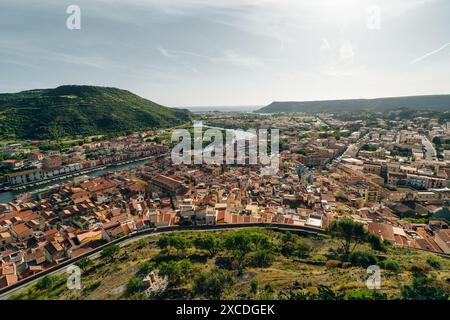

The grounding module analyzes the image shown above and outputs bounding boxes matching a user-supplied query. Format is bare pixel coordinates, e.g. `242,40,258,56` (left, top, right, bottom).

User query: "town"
0,111,449,291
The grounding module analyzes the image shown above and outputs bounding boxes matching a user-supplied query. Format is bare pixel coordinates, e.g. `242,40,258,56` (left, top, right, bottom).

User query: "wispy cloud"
409,42,450,65
157,46,265,71
211,50,265,70
158,46,199,73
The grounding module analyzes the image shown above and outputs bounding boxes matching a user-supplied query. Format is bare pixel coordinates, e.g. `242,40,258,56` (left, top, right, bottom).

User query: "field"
9,228,450,300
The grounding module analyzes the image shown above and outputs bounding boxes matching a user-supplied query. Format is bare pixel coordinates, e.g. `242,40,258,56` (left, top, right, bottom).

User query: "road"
330,132,369,168
422,135,437,160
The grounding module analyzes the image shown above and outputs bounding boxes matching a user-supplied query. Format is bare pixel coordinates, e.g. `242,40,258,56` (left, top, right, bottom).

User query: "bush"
101,245,119,262
36,276,55,290
250,279,259,294
222,231,265,259
426,257,441,270
367,233,386,252
158,259,192,285
281,241,296,256
75,257,93,271
138,261,156,276
380,259,401,272
249,249,275,267
348,251,378,268
281,239,311,258
126,276,144,294
295,241,312,258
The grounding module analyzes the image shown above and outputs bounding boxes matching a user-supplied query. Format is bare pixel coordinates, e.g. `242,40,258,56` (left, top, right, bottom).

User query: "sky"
0,0,449,107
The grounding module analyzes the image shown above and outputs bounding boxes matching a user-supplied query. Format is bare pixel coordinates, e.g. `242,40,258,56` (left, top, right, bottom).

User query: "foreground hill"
10,228,449,300
256,94,450,113
0,85,191,139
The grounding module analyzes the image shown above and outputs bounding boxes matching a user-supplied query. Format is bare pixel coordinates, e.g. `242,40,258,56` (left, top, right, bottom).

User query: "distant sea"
186,105,262,113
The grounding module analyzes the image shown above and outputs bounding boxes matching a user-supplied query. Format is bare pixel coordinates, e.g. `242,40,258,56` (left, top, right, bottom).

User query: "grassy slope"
0,85,191,139
10,228,450,300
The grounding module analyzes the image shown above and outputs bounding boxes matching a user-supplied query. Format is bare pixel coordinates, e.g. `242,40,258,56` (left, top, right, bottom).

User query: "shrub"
295,241,312,258
138,261,156,276
348,251,378,268
158,259,192,285
380,259,401,272
250,279,259,294
281,239,311,258
75,257,93,271
36,276,55,290
367,233,386,252
101,245,119,262
126,276,144,294
426,257,441,270
223,231,263,270
249,249,275,267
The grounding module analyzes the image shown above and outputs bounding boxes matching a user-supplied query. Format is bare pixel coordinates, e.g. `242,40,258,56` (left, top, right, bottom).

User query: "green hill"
0,85,191,139
256,94,450,113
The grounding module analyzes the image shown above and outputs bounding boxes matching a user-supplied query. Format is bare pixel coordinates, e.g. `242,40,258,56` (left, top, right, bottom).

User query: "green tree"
194,234,222,257
281,237,311,258
328,218,367,255
249,249,275,267
138,261,156,276
157,235,170,252
249,232,272,250
367,233,386,252
379,259,401,272
223,231,255,271
158,259,192,285
36,275,55,290
348,251,378,268
126,276,144,294
171,236,191,257
157,235,191,256
101,244,120,262
75,257,93,271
